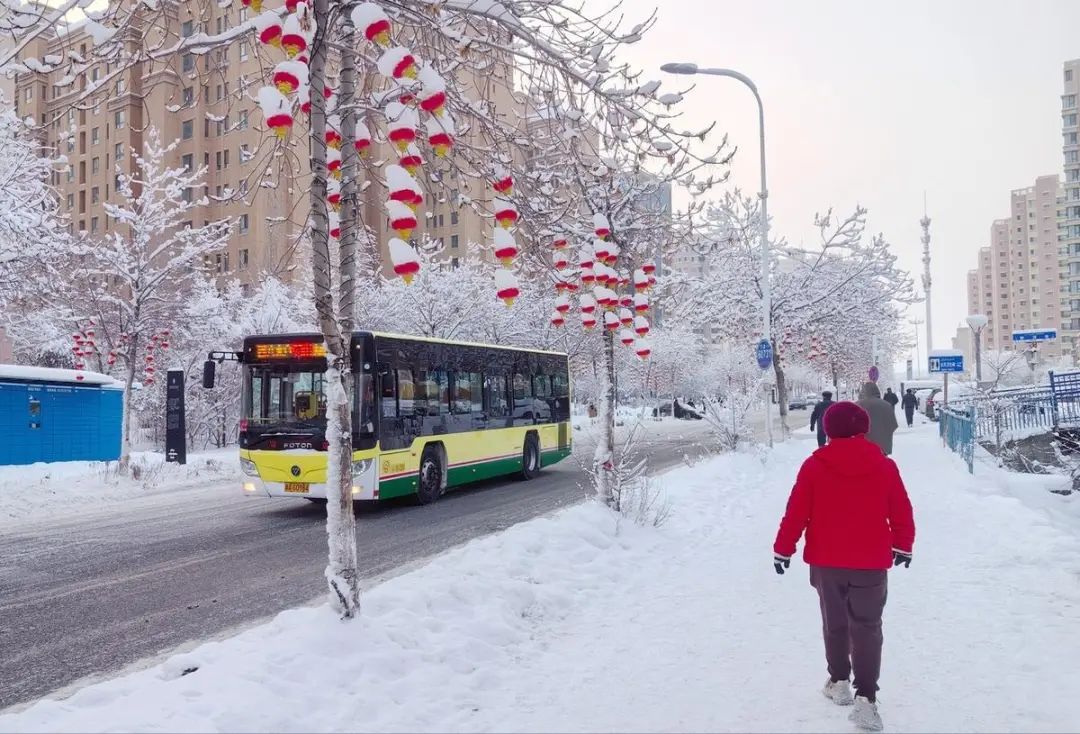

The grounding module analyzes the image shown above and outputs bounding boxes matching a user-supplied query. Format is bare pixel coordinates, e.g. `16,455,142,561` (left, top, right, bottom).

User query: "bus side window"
534,374,552,424
452,372,482,415
380,370,397,417
397,368,416,417
484,374,509,418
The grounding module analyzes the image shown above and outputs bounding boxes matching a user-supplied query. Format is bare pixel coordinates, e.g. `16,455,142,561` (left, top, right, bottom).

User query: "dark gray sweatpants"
809,566,888,701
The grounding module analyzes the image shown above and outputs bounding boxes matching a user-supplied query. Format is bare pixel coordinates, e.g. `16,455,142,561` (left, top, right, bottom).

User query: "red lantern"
495,270,520,307
273,60,306,95
352,2,391,46
259,87,293,140
493,174,513,196
593,213,611,240
555,295,571,314
619,308,633,326
581,311,597,330
634,316,650,337
427,116,455,157
378,46,419,81
620,329,635,347
242,0,264,11
603,311,619,332
493,197,518,229
580,294,597,314
355,122,372,156
633,294,650,313
254,11,282,48
387,201,418,239
550,311,565,328
281,13,310,59
552,236,568,250
390,238,421,285
635,340,652,360
642,262,657,275
493,229,518,267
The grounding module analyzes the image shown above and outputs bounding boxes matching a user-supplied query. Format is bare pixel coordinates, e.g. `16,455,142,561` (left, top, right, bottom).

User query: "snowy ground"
3,424,1079,733
0,449,239,526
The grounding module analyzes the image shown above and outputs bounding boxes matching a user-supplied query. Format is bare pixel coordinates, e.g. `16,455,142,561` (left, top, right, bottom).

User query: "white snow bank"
3,427,1079,732
0,449,240,526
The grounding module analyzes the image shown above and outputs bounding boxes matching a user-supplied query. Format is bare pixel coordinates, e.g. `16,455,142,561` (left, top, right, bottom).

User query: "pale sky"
623,0,1080,364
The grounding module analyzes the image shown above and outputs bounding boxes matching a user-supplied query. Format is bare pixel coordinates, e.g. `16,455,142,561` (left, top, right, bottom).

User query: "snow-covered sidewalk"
3,425,1079,732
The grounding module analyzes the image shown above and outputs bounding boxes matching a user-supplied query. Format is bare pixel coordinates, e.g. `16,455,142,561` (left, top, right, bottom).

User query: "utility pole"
921,196,933,355
910,318,924,378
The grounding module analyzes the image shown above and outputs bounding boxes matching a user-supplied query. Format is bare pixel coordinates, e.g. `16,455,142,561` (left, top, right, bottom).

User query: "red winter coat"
773,437,915,570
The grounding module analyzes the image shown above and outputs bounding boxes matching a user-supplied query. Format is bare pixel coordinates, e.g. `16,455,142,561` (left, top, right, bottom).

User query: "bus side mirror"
202,360,216,389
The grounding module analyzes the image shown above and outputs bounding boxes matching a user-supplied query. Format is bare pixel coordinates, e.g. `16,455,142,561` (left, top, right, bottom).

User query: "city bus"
203,332,572,504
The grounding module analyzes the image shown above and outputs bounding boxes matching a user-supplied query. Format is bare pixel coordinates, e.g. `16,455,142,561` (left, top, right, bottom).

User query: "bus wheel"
417,447,444,504
519,434,540,480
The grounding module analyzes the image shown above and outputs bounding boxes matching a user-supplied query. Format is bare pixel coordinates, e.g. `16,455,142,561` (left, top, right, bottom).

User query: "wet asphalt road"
0,423,712,711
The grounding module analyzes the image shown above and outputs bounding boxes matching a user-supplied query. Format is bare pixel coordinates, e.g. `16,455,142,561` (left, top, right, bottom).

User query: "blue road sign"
1012,329,1057,342
868,365,880,383
928,354,964,373
756,339,773,370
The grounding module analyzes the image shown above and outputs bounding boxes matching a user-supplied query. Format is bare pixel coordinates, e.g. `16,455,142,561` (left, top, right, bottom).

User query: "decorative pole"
921,197,933,355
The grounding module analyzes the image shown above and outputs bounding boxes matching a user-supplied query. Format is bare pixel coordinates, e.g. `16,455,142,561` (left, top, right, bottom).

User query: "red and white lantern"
386,164,422,211
354,121,372,156
552,236,568,250
553,251,569,271
581,311,597,330
329,210,341,239
377,46,419,81
386,101,418,152
619,308,634,326
493,196,518,229
352,2,392,46
387,200,418,239
634,315,650,337
389,238,421,284
634,268,650,292
550,311,565,328
593,212,611,240
258,86,293,139
399,144,423,175
642,261,657,276
493,228,518,267
580,293,597,314
281,10,313,59
254,11,282,48
418,65,447,116
620,328,635,346
633,294,650,313
327,177,341,210
635,339,652,360
325,114,342,149
494,270,520,307
554,295,571,314
603,311,620,332
272,60,307,95
326,146,342,179
593,238,610,264
426,114,455,157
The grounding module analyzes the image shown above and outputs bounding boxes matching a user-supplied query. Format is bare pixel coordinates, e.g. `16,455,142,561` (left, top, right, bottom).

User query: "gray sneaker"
849,696,883,731
822,678,854,706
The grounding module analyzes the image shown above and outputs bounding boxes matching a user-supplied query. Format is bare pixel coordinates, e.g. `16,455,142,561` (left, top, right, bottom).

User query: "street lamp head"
661,62,699,75
966,314,988,331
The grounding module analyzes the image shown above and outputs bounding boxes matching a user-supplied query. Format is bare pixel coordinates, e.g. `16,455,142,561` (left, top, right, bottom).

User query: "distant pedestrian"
587,403,598,421
901,389,918,428
856,382,898,455
773,401,915,732
883,388,899,410
808,391,835,448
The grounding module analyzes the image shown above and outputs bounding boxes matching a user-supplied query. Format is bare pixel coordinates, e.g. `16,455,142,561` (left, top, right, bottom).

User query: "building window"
90,216,99,234
114,110,125,129
239,248,249,270
115,143,124,161
182,119,194,140
239,143,251,162
182,53,195,73
182,188,193,203
181,20,194,37
1068,69,1075,83
183,87,194,106
91,127,100,145
1065,113,1078,127
215,151,222,170
238,109,249,130
451,235,459,249
451,211,459,225
223,149,230,168
238,213,249,233
91,186,100,204
66,193,74,209
239,41,250,61
239,179,249,196
91,157,100,175
181,153,193,172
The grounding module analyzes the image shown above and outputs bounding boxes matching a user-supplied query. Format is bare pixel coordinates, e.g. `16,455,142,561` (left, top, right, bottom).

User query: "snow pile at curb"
4,426,1080,733
0,449,240,524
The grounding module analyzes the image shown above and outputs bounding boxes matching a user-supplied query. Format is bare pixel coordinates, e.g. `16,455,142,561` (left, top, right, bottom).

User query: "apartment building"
965,175,1062,358
12,2,517,286
1060,59,1080,354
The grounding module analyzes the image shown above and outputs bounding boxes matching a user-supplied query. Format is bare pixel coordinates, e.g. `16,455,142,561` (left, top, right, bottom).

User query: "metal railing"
939,406,976,474
947,370,1080,442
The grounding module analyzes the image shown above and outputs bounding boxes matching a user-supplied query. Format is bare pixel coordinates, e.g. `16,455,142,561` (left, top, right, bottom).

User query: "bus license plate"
284,482,309,494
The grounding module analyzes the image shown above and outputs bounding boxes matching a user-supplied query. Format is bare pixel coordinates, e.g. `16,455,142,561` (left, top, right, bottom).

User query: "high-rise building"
966,175,1062,358
11,3,518,286
1060,59,1080,354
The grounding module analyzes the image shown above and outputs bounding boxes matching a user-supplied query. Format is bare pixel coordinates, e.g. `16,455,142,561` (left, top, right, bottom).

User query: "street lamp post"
966,314,988,385
662,62,772,445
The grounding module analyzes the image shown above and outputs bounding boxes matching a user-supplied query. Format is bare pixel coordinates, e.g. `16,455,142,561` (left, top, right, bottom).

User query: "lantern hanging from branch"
354,121,372,156
553,252,569,270
242,0,265,12
580,293,597,314
326,146,342,179
619,308,634,326
593,238,610,264
281,9,313,58
329,210,341,239
426,114,455,157
633,268,650,293
635,339,652,360
642,261,657,275
633,293,650,313
298,85,311,115
493,196,518,229
377,46,419,81
492,166,514,196
386,164,422,211
352,2,391,46
604,243,619,266
493,228,518,268
399,144,423,175
258,86,293,139
494,270,520,307
634,315,650,337
554,294,571,314
389,238,421,284
254,11,282,47
326,177,341,210
550,311,565,328
603,311,620,332
418,65,447,116
620,329,635,347
387,200,417,239
552,236,568,250
385,101,418,153
593,213,611,239
272,60,307,95
325,114,342,149
581,311,597,330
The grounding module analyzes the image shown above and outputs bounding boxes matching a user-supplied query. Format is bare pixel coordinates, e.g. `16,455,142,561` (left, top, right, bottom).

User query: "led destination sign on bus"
251,342,328,361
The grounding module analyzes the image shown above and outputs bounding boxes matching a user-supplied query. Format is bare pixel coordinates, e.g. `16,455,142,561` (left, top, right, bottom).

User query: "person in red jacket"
772,401,915,733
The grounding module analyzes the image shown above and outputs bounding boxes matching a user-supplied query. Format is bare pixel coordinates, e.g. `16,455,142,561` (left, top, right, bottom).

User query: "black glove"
774,553,791,575
892,549,912,568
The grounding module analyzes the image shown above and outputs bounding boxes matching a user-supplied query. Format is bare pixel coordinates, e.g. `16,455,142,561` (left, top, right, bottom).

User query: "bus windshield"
243,366,375,435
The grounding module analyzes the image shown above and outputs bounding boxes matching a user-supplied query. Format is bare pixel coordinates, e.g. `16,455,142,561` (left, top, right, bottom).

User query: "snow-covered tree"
683,192,917,434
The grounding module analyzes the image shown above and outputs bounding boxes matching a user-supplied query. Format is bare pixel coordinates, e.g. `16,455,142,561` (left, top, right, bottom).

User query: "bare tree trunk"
119,364,135,474
594,329,616,507
309,0,360,618
772,339,790,437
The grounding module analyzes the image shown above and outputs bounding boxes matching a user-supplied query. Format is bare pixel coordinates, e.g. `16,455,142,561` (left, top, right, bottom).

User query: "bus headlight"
240,458,259,477
352,459,372,476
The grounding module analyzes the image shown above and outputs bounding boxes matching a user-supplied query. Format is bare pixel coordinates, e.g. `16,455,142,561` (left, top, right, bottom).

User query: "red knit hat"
823,401,870,439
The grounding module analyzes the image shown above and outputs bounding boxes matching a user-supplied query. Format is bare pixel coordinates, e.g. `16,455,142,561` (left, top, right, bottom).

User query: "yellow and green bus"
206,331,572,504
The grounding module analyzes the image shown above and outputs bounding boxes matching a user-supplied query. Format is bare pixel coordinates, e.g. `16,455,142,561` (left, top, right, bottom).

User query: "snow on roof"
0,365,122,387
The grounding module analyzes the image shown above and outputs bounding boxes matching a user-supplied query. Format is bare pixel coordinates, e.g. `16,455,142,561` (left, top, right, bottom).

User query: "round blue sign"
755,339,773,370
868,365,880,383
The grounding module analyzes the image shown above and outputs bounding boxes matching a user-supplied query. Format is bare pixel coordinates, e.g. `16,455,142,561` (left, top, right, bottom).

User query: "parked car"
788,397,809,410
